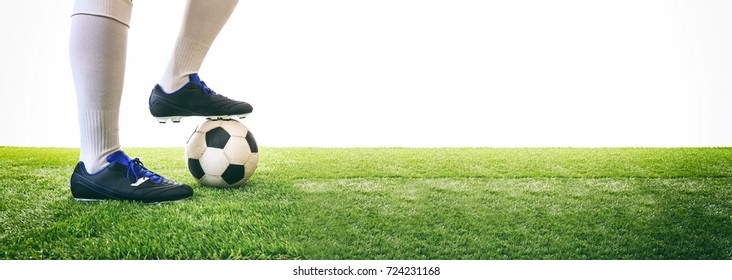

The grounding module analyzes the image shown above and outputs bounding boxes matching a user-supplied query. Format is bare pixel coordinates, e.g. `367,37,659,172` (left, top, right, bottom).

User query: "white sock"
70,0,132,173
158,0,239,93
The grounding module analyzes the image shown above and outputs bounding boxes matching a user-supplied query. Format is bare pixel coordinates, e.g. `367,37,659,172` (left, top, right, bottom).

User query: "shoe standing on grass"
70,151,193,203
69,0,250,203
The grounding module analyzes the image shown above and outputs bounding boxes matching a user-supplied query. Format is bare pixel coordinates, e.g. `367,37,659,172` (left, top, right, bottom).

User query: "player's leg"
69,0,192,203
70,0,130,173
158,0,239,93
150,0,253,123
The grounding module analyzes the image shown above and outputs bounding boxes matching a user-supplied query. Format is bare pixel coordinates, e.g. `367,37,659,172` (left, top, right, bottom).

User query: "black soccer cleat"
149,74,253,123
70,150,193,203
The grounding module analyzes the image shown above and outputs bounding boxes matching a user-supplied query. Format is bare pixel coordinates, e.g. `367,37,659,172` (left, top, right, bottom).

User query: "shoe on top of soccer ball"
70,150,193,203
149,74,254,123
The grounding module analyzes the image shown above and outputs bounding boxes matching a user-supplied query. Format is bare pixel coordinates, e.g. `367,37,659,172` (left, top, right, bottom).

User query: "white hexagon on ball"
185,131,207,159
223,136,251,165
198,148,229,176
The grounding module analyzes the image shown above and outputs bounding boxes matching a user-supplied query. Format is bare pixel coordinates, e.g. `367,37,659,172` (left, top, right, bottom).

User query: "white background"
1,0,731,148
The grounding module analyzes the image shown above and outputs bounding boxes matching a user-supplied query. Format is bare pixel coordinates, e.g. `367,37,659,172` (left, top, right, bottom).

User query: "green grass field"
1,147,731,260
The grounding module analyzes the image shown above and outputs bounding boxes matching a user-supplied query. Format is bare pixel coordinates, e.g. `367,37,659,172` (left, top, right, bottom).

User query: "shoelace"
199,80,217,96
126,158,164,184
199,80,235,99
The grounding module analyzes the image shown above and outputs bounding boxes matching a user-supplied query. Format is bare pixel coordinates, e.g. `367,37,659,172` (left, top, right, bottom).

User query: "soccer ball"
185,119,259,188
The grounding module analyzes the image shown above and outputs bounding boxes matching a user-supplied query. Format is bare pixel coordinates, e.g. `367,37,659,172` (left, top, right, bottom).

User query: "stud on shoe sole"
205,113,250,121
156,116,183,123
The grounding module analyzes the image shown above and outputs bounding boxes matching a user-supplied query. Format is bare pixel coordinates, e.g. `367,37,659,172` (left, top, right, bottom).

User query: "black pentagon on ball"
187,158,205,179
245,131,258,153
205,127,230,149
222,164,245,185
